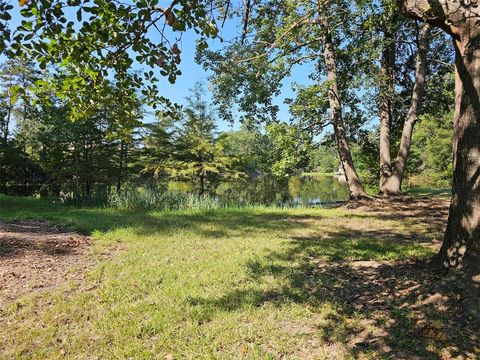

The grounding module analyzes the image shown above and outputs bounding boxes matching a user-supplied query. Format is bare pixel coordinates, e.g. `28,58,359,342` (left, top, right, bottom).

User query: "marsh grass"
108,188,224,212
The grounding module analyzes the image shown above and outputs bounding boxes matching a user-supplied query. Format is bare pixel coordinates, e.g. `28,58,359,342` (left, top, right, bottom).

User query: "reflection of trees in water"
294,175,350,204
218,175,349,205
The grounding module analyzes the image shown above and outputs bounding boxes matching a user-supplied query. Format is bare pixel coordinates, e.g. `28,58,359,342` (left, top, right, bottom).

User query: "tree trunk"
380,23,430,195
199,171,205,196
320,14,368,200
436,35,480,268
397,0,480,268
379,26,395,191
2,105,11,145
117,140,125,192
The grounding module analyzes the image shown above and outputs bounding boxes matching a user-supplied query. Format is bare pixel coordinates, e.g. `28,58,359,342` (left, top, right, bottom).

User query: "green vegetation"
0,195,441,359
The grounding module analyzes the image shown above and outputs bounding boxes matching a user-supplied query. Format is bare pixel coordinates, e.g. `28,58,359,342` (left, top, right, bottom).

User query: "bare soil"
0,220,94,307
339,197,480,358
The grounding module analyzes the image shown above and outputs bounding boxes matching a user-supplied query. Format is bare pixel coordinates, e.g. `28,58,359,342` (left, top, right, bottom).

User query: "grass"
0,195,452,359
404,187,451,198
301,172,336,177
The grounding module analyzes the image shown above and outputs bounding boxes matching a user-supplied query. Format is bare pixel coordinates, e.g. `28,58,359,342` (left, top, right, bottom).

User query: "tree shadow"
3,195,479,357
188,222,480,358
343,197,450,233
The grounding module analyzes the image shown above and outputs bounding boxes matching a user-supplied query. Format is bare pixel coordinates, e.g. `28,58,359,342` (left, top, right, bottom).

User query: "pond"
217,173,350,206
288,173,350,205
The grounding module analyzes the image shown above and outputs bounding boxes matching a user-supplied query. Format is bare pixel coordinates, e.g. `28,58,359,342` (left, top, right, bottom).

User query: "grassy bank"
1,195,472,359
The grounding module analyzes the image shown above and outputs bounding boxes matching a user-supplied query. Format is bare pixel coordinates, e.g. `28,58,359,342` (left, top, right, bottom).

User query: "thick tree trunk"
379,26,395,191
380,23,430,196
320,15,368,200
436,35,480,268
397,0,480,268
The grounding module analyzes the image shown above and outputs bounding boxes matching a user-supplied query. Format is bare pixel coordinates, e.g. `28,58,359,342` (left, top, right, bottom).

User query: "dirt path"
0,220,94,308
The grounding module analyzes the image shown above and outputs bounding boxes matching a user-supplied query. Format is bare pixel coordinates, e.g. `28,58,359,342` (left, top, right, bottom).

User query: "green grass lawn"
0,195,468,359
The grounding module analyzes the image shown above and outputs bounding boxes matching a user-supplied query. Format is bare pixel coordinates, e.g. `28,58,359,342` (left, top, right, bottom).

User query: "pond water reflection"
218,173,349,206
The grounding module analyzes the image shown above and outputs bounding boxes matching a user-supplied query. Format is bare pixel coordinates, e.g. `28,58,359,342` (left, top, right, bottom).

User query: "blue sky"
6,1,317,133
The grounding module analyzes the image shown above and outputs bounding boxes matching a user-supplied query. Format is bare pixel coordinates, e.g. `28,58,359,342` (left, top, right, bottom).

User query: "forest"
0,0,479,358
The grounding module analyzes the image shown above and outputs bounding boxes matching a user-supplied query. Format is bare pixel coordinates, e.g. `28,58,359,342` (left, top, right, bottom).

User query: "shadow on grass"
189,227,479,359
343,196,450,235
0,194,326,242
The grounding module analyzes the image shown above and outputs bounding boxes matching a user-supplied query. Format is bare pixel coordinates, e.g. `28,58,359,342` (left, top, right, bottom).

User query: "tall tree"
145,82,241,195
379,23,431,195
397,1,480,269
377,8,398,192
319,4,368,198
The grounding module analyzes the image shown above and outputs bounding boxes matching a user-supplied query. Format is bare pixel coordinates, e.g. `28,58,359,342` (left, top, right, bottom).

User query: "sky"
5,1,318,133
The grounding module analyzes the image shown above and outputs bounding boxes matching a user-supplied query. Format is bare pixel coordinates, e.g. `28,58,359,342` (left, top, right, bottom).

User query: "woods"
0,0,479,358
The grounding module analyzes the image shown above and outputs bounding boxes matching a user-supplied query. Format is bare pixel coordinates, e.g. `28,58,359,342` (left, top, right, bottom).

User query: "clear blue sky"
5,1,319,132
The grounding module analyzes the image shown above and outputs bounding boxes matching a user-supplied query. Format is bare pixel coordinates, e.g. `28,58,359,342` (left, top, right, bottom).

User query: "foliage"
12,83,140,199
0,141,46,195
6,0,223,119
309,144,339,173
265,122,312,179
143,82,243,195
108,187,221,211
0,0,457,203
408,112,453,188
199,0,368,132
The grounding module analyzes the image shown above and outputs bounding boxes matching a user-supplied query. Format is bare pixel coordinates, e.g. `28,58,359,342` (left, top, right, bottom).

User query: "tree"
157,82,241,195
397,1,480,269
408,111,453,188
350,1,452,195
319,3,368,199
379,23,431,195
265,122,312,180
309,144,339,173
14,81,141,201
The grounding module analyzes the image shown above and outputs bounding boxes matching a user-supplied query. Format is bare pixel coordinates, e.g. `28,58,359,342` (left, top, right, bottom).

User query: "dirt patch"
308,258,480,358
0,220,94,308
344,196,450,231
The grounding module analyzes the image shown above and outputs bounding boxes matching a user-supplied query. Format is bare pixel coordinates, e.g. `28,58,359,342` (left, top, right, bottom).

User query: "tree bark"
380,23,430,195
320,14,368,200
379,25,395,191
437,34,480,268
117,140,125,192
199,171,205,196
2,104,11,145
397,0,480,268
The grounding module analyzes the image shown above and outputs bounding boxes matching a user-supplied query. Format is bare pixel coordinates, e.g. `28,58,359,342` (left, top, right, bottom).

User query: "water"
288,174,350,205
218,173,349,206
